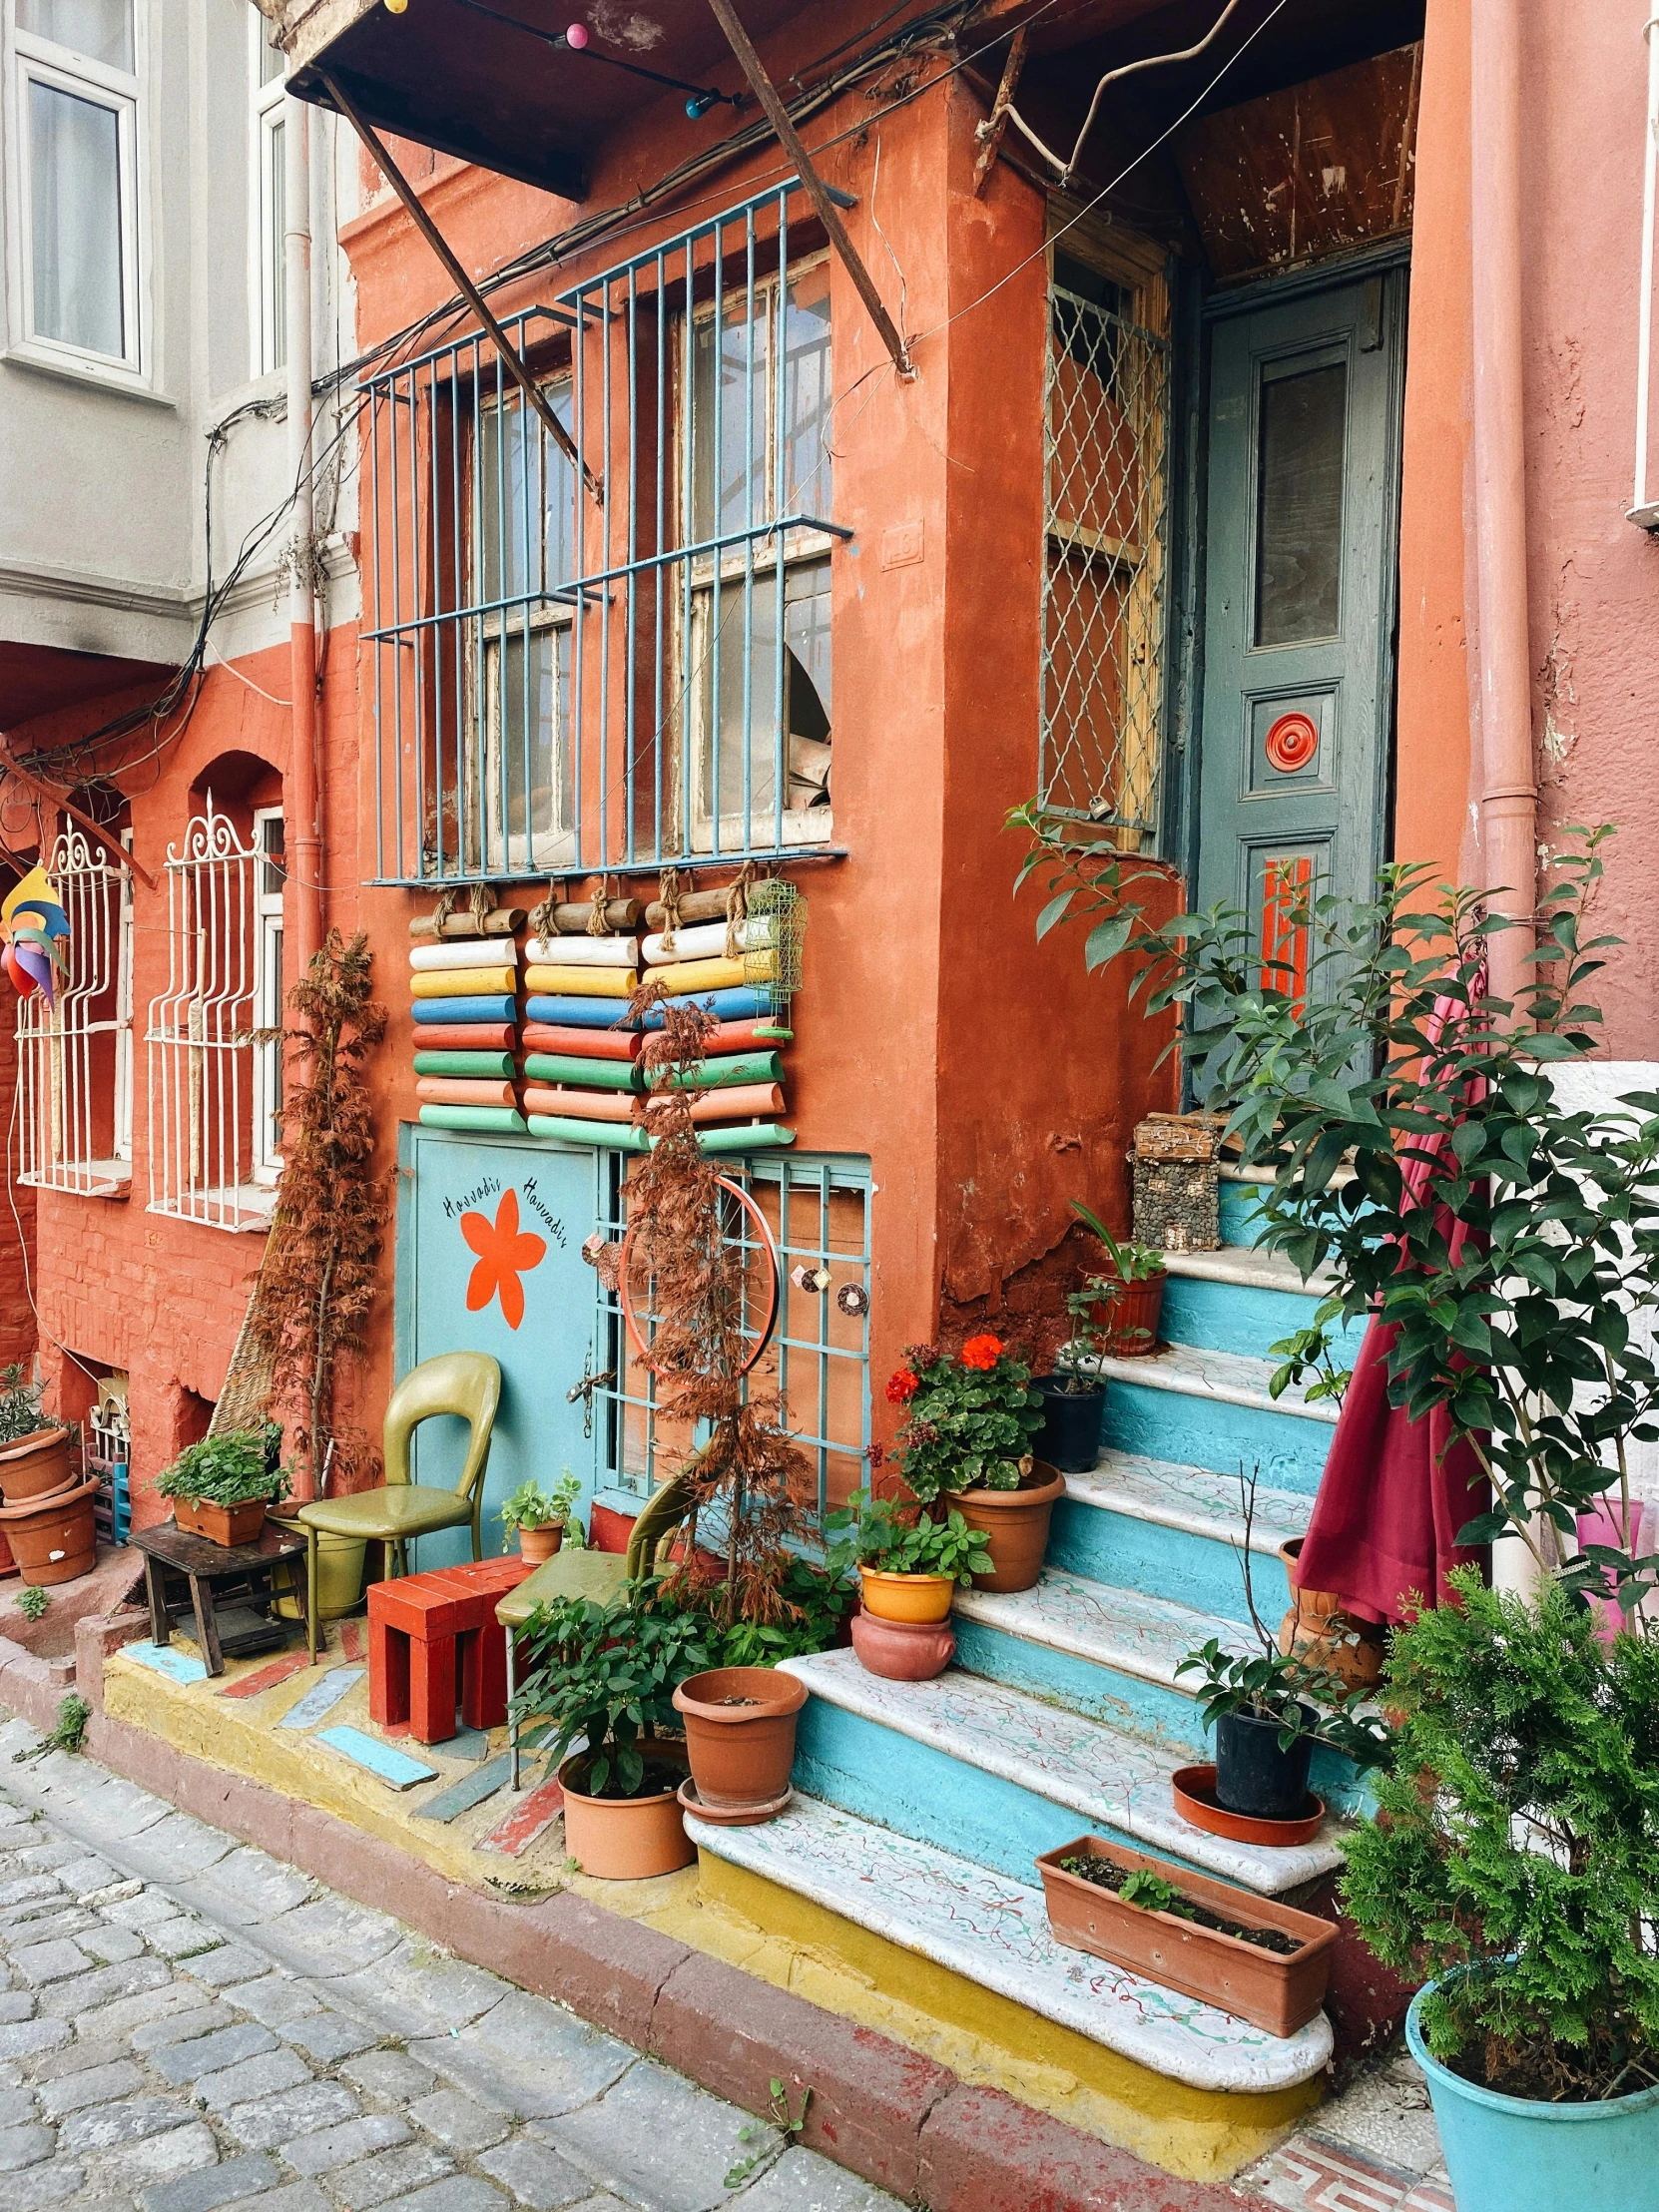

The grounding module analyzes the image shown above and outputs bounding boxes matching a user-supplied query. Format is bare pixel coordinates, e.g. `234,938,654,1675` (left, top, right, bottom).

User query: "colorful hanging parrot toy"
0,866,70,1008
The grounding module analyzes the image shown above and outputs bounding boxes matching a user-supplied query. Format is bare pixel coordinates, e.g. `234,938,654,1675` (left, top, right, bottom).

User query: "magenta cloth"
1578,1497,1646,1645
1292,980,1491,1626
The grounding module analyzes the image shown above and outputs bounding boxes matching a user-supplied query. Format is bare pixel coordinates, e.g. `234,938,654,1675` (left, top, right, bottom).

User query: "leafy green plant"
12,1693,90,1762
0,1366,46,1448
883,1337,1044,1501
155,1430,290,1510
499,1474,579,1533
1014,811,1659,1607
1051,1286,1108,1394
1266,1325,1353,1410
1118,1868,1184,1915
657,1553,850,1667
15,1587,48,1623
1343,1571,1659,2102
826,1488,993,1584
1069,1203,1167,1283
509,1592,713,1799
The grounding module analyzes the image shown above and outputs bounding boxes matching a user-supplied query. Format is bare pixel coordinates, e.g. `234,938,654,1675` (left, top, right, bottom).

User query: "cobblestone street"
0,1714,897,2212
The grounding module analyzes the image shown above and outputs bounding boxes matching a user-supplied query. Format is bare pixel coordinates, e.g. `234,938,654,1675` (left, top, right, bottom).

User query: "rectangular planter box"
172,1497,268,1547
1035,1832,1338,2037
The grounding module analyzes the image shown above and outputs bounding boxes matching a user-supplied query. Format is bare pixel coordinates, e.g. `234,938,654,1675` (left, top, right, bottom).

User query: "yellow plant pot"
858,1566,955,1624
270,1520,367,1622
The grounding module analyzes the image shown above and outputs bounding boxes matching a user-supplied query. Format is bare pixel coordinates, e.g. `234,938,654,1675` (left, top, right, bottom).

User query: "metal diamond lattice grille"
1040,277,1170,844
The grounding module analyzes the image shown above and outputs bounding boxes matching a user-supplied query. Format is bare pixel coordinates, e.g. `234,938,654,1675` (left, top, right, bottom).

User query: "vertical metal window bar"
1039,256,1172,849
14,828,131,1197
362,183,846,886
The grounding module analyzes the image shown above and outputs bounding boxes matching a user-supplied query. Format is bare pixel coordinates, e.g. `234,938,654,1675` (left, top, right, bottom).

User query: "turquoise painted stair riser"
1046,1495,1295,1622
1100,1378,1333,1494
1158,1273,1366,1364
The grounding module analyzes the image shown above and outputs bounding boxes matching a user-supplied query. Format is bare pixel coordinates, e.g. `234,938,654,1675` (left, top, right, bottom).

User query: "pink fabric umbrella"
1292,979,1490,1626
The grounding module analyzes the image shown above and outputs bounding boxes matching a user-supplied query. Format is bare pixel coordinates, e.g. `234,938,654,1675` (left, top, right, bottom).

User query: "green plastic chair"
297,1351,501,1662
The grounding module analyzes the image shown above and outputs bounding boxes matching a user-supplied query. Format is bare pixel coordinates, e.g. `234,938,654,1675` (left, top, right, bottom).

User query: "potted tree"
511,1590,714,1880
1070,1205,1167,1358
826,1487,991,1678
1343,1572,1659,2210
1031,1288,1108,1474
0,1365,71,1502
886,1337,1058,1591
499,1468,581,1563
156,1430,291,1547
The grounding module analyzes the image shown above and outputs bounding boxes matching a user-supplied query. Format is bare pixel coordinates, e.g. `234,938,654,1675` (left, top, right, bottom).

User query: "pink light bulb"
565,22,589,47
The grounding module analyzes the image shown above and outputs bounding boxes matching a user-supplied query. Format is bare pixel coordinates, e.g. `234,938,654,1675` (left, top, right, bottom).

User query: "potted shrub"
0,1365,70,1503
886,1337,1059,1592
1030,1288,1108,1474
673,1664,808,1819
499,1468,581,1564
826,1487,990,1678
1070,1206,1167,1358
156,1430,290,1547
1342,1572,1659,2212
1035,1835,1338,2037
510,1590,713,1880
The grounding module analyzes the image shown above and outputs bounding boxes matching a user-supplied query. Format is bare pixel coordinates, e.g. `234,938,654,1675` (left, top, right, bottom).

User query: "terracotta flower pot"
0,1479,99,1586
857,1566,954,1624
558,1742,694,1881
172,1497,268,1548
673,1665,806,1814
0,1427,71,1504
850,1607,955,1681
1276,1538,1385,1691
1035,1831,1338,2038
955,1461,1065,1592
518,1522,564,1564
1092,1271,1167,1358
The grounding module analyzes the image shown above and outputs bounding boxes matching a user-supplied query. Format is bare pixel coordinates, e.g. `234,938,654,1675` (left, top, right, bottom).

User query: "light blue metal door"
1197,271,1405,990
395,1127,598,1568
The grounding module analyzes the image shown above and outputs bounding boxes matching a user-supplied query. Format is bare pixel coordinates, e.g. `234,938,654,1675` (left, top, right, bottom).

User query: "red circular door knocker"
1264,711,1320,774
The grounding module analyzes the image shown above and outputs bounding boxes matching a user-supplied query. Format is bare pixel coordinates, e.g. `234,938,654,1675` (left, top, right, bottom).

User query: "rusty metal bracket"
319,70,603,506
973,25,1028,196
705,0,916,381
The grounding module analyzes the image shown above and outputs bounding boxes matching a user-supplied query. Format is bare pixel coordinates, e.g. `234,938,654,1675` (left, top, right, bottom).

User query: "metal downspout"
285,90,323,972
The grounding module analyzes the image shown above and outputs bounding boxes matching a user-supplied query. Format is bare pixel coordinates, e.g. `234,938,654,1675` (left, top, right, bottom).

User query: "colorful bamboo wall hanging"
410,923,526,1134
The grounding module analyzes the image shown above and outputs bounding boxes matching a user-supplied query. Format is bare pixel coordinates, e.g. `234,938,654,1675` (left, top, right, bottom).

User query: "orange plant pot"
558,1743,694,1881
1277,1538,1385,1691
956,1462,1066,1592
857,1567,954,1624
673,1665,806,1814
0,1427,72,1504
172,1497,268,1548
1092,1271,1168,1358
0,1479,99,1586
518,1523,564,1564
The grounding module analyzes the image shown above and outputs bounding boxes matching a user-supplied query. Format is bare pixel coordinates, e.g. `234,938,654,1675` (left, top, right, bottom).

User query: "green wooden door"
1196,271,1405,990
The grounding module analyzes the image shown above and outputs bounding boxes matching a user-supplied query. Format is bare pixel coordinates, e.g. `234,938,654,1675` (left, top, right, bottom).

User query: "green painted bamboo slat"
413,1051,516,1078
522,1054,642,1092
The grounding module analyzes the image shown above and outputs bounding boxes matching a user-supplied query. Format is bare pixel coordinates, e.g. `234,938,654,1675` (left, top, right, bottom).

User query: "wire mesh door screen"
15,828,131,1196
363,180,844,886
1040,244,1172,848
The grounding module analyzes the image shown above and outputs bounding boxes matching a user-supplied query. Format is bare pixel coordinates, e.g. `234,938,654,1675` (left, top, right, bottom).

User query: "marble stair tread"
954,1565,1255,1689
1088,1342,1341,1424
1066,1451,1312,1556
685,1792,1333,2092
782,1648,1345,1893
1161,1245,1338,1298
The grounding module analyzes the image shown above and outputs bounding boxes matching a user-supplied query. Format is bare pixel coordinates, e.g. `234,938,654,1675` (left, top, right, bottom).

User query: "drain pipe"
285,88,323,972
1469,0,1535,1009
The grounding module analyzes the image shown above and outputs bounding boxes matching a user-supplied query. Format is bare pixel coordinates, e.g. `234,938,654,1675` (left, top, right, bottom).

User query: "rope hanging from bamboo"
657,866,685,953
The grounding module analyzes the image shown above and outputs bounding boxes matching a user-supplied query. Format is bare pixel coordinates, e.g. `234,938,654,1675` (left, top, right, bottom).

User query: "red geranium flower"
960,1333,1004,1372
885,1367,919,1405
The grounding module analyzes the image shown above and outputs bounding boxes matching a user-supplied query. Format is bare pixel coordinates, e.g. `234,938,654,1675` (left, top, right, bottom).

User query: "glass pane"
691,287,770,546
1254,361,1346,647
29,79,124,358
18,0,132,69
266,116,286,371
697,555,832,821
782,264,831,516
259,25,285,85
493,627,572,842
479,383,575,603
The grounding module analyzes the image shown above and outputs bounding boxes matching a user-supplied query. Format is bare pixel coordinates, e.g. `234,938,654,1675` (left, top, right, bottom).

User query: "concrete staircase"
685,1171,1366,2181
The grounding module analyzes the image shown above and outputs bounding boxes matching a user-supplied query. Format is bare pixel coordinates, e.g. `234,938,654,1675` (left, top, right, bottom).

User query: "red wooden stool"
368,1556,531,1744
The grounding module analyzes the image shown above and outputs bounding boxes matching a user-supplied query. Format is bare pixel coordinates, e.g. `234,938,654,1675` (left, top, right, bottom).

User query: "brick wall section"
0,997,37,1371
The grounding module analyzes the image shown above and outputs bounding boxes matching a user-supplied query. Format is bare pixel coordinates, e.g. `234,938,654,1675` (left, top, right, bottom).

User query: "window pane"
493,628,572,842
29,79,124,358
479,385,575,603
1254,361,1347,647
18,0,132,70
691,289,770,545
259,25,285,85
266,116,286,371
782,264,830,515
697,554,831,821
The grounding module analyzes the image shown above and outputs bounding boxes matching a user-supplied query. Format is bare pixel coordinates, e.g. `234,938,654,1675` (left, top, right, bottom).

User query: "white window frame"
13,823,133,1198
248,6,284,377
4,0,147,386
251,806,284,1184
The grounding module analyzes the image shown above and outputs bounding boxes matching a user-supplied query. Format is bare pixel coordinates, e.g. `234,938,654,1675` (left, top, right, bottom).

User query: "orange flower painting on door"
460,1189,547,1330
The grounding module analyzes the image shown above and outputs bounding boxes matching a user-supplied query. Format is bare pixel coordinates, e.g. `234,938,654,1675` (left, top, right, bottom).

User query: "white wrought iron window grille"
146,800,277,1232
364,179,848,886
1039,241,1172,850
252,806,284,1183
13,825,132,1197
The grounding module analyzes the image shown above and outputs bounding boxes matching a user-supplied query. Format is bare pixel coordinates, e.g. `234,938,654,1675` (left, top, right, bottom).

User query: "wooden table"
133,1520,308,1678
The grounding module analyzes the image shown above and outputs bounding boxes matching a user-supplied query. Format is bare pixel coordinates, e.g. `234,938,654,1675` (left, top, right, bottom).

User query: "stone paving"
0,1713,898,2212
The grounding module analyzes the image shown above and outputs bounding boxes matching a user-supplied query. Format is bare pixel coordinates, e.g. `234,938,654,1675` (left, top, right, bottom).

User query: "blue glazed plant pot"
1406,1984,1659,2210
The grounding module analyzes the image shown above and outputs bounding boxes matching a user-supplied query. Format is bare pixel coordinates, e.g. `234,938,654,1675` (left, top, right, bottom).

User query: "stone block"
152,2023,278,2086
252,1900,401,1981
217,1977,319,2030
339,2050,436,2104
140,2151,283,2212
80,1926,147,1965
39,1956,171,2017
541,2059,781,2212
407,2088,510,2154
60,2094,199,2153
37,2058,144,2114
477,2135,596,2211
0,2029,67,2064
281,2012,375,2064
378,2181,507,2212
199,2050,313,2114
407,1989,633,2124
9,1944,87,1988
0,2127,52,2174
327,2143,454,2211
131,2004,238,2052
723,2146,900,2212
180,1947,274,1991
276,2113,410,2177
223,2081,359,2151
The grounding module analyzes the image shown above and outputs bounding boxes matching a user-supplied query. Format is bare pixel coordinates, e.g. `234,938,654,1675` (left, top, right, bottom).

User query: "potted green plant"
156,1429,290,1547
510,1590,713,1880
499,1468,581,1564
826,1487,990,1678
1070,1205,1167,1359
0,1364,71,1503
885,1337,1058,1592
1342,1572,1659,2211
1031,1288,1109,1474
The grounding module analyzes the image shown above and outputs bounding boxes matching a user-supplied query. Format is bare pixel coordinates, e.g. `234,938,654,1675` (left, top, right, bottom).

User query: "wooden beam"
973,26,1029,196
0,746,157,889
704,0,915,382
319,71,603,505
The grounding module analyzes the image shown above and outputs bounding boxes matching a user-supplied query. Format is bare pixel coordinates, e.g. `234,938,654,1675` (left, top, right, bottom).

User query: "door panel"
1197,273,1404,993
398,1129,597,1569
